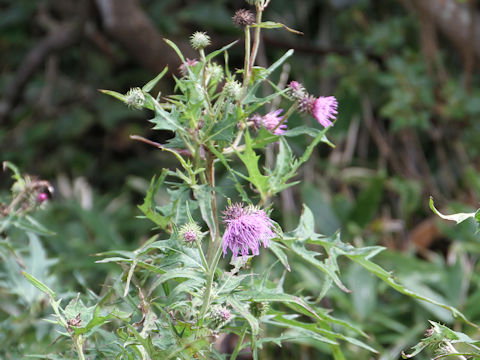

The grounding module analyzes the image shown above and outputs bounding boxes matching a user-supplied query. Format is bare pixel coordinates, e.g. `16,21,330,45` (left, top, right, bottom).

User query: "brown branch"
95,0,195,73
398,0,480,62
0,14,85,122
129,134,192,156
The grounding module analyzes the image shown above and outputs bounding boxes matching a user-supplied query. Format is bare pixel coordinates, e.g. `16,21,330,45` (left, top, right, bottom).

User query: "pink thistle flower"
288,81,302,91
261,109,287,135
312,96,338,128
37,192,48,203
222,204,275,259
178,58,199,76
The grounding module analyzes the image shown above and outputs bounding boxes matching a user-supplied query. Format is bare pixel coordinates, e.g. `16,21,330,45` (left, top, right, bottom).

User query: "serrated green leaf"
192,185,216,237
147,94,181,131
138,172,171,229
229,296,260,338
268,240,290,271
235,131,269,201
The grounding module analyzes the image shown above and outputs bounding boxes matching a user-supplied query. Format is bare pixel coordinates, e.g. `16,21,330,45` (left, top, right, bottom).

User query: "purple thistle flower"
312,96,338,128
222,204,275,258
261,109,287,135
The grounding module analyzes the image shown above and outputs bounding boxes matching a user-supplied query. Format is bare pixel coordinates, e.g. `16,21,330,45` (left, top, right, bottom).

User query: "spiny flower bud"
223,80,242,100
249,301,269,318
125,87,145,110
233,9,256,27
287,81,306,100
210,305,231,325
205,63,224,83
190,31,211,50
178,222,203,244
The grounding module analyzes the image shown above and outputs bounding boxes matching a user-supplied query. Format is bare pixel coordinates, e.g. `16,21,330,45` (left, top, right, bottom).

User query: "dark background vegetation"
2,0,480,358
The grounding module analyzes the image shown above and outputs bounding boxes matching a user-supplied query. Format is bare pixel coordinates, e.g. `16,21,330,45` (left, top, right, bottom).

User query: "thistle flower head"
210,305,231,325
312,96,338,128
261,109,286,135
233,9,256,27
287,80,306,100
178,58,199,76
223,80,242,100
222,203,275,258
190,31,210,50
205,63,224,87
125,87,145,109
178,222,203,244
297,94,316,114
249,301,269,318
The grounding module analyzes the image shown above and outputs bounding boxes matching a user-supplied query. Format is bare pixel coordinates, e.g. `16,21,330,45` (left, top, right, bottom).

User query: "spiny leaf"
138,171,171,229
235,131,269,201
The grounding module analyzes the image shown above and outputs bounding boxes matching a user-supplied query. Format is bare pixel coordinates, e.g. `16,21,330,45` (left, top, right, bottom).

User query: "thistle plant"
18,2,479,359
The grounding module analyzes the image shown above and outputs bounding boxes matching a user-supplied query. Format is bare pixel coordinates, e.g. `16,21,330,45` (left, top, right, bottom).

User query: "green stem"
230,325,248,360
442,342,467,360
198,151,223,327
249,7,263,75
196,239,209,273
74,336,86,360
241,26,251,95
206,153,221,262
198,242,223,326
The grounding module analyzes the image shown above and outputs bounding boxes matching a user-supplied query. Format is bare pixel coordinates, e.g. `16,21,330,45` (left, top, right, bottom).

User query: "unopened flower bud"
210,305,231,325
287,81,306,100
178,222,203,244
125,87,145,110
249,301,269,318
233,9,255,27
223,80,242,100
205,63,224,83
190,31,211,50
